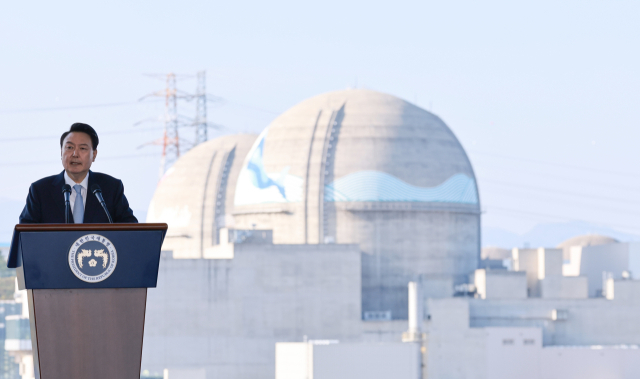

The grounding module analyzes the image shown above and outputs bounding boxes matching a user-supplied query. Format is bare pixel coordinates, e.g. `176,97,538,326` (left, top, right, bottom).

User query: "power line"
0,126,164,144
215,98,280,115
480,178,640,206
482,187,640,218
469,150,640,178
0,96,279,116
474,164,640,194
0,153,160,168
0,100,161,114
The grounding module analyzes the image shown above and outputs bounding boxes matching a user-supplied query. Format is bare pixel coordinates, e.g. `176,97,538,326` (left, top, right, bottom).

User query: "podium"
7,223,168,379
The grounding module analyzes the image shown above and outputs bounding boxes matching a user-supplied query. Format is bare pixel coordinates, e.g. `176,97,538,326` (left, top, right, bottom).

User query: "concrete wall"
428,298,469,331
275,343,310,379
485,327,542,379
540,248,563,278
561,243,640,298
360,320,407,343
540,346,640,379
141,243,362,379
512,248,541,297
469,295,640,346
513,248,563,297
427,299,640,379
628,242,640,278
487,328,640,379
474,269,526,299
275,342,420,379
426,299,485,379
357,208,478,319
579,243,629,297
541,276,588,299
163,368,206,379
610,280,640,304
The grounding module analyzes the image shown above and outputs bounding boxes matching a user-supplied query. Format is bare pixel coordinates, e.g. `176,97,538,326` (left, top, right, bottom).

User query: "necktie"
73,184,84,224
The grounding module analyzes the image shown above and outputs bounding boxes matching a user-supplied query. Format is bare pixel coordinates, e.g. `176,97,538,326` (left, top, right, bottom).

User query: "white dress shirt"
64,171,88,214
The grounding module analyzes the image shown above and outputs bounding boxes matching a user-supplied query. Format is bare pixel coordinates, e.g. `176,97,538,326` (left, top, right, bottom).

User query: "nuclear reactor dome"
147,134,258,258
232,89,480,319
557,234,619,249
481,246,511,260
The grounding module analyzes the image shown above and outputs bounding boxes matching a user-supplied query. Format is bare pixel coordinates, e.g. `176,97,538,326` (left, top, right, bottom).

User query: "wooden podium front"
8,223,167,379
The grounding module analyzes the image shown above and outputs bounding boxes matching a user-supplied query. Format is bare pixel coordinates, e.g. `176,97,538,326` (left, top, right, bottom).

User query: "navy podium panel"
16,230,164,289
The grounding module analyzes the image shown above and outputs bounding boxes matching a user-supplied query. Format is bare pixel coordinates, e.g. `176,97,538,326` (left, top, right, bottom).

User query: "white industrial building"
147,89,481,321
143,89,482,377
275,237,640,379
138,89,640,378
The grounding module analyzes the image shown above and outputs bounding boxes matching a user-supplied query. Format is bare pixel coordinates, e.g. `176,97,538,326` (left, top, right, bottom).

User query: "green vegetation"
0,277,15,300
0,254,16,300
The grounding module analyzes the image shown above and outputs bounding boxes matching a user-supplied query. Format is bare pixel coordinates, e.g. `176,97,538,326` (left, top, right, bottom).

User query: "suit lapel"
50,171,72,222
84,171,101,223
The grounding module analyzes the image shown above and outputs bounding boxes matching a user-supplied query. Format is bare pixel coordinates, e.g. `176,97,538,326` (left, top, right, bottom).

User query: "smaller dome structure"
147,134,258,258
557,234,619,250
481,246,511,260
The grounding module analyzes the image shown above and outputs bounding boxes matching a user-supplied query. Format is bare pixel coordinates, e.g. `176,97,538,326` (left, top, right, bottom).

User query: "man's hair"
60,123,99,150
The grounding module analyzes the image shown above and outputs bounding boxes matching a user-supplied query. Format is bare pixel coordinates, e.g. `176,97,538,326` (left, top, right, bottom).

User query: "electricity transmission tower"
194,71,208,144
139,71,213,179
161,73,179,178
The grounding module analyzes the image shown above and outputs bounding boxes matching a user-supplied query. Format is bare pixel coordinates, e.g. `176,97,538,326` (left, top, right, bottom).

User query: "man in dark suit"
19,123,138,224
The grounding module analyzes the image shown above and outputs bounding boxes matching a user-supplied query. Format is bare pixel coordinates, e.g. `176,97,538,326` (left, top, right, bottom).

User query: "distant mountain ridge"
483,220,640,249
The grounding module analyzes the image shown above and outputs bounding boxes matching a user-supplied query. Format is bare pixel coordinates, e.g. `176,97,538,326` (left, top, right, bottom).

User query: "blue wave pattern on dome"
234,127,304,205
324,171,478,204
245,137,287,199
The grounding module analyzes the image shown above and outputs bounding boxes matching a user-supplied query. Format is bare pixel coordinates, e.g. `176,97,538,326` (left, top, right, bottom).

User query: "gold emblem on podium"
68,234,118,283
77,249,92,268
94,249,108,268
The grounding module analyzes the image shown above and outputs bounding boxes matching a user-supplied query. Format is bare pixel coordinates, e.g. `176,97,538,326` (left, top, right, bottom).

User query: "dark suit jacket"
19,170,138,224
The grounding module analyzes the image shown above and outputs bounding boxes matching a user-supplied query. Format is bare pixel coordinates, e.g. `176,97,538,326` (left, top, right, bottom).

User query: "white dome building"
557,234,619,250
233,89,480,318
147,134,258,257
149,89,481,319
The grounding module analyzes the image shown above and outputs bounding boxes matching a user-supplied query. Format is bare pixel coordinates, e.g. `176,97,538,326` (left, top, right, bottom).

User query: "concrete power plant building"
139,89,640,379
142,89,480,377
230,89,481,319
148,89,480,319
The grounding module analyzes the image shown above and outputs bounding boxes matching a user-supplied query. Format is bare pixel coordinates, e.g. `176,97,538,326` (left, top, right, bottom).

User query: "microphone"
62,184,72,224
90,184,113,224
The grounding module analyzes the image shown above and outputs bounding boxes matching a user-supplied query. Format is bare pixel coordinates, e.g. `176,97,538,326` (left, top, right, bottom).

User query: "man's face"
61,132,97,180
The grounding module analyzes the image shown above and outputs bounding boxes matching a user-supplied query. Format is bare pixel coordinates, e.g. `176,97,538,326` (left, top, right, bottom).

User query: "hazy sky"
1,0,639,240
